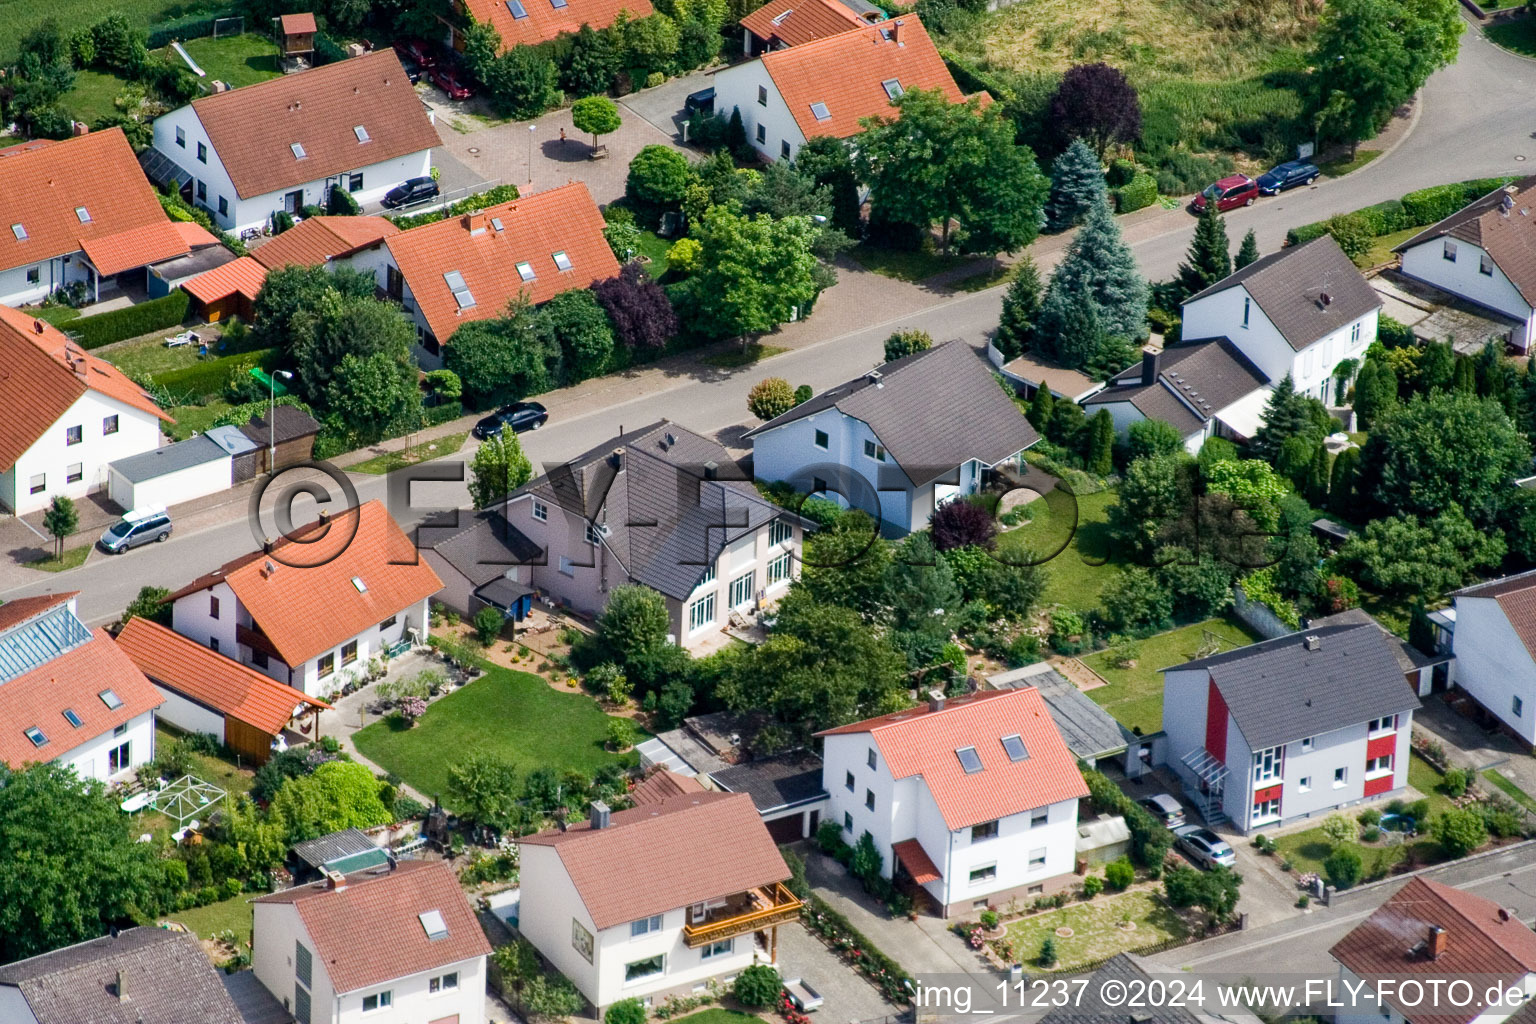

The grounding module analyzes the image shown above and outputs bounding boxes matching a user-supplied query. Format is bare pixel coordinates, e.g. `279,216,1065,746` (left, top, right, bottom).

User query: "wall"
292,596,427,699
519,844,602,1005
1450,596,1536,745
590,907,758,1010
1160,667,1211,790
713,60,807,163
674,516,801,649
253,904,337,1024
171,582,240,656
5,390,163,515
152,684,228,742
334,955,485,1024
1402,238,1535,348
750,408,925,532
1182,286,1291,382
59,709,156,783
0,253,81,307
821,733,901,875
232,148,432,235
939,797,1080,912
108,452,231,512
1285,308,1378,400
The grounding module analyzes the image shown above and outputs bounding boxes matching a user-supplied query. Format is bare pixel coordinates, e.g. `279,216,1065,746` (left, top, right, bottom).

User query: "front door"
284,189,304,213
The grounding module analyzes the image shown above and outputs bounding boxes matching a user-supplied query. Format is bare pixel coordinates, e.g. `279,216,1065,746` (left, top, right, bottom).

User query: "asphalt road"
6,16,1536,623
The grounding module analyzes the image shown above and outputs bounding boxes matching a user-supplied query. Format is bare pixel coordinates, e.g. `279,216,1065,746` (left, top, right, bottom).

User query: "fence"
1230,585,1293,641
146,7,236,49
1326,838,1536,907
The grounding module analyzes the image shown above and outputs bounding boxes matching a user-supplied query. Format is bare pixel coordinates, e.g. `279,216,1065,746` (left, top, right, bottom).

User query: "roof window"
491,217,505,231
351,575,368,593
956,745,983,774
882,78,903,100
63,708,82,728
353,125,370,143
419,910,449,939
1001,734,1029,762
771,8,792,23
24,726,47,748
444,270,475,309
291,142,307,159
551,0,568,8
810,102,830,121
552,250,573,271
516,261,536,282
11,223,26,241
99,689,123,710
507,0,528,17
75,207,91,223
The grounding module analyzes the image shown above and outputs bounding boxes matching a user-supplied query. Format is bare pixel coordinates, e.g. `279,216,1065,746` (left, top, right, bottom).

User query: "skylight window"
75,207,91,223
507,0,528,17
419,909,449,940
771,8,792,23
444,270,475,310
810,102,830,121
351,576,368,593
291,142,307,159
552,250,573,271
551,0,568,9
956,745,983,774
516,261,536,282
881,78,903,100
11,223,26,241
63,708,82,728
491,217,505,231
24,727,47,748
1001,734,1028,762
353,125,370,143
99,689,123,710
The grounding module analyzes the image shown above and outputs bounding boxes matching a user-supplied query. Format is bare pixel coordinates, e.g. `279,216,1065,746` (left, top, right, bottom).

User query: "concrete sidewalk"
1413,695,1536,802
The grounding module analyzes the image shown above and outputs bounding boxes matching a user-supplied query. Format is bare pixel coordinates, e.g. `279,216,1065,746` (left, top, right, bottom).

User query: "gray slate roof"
221,971,293,1024
423,508,544,588
743,341,1040,487
710,749,828,813
1184,235,1381,351
290,827,380,870
1395,177,1536,306
1083,337,1268,434
1307,608,1446,672
108,433,228,484
989,663,1129,758
1167,623,1421,750
0,927,244,1024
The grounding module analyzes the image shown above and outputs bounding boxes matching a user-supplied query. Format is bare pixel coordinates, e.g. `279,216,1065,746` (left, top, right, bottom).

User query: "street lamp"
269,369,293,470
528,124,537,186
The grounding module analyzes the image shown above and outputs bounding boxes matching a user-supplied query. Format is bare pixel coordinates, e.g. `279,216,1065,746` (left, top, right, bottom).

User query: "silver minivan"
100,507,172,553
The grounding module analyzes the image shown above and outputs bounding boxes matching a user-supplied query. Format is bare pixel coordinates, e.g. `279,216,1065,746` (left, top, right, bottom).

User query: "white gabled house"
252,860,490,1024
1446,570,1536,746
816,688,1089,918
1082,340,1271,454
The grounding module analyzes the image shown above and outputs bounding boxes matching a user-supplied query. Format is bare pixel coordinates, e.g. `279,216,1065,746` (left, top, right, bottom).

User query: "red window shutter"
1205,677,1228,762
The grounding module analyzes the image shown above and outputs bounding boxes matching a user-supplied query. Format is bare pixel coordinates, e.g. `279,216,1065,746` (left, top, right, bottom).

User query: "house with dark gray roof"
1038,953,1262,1024
710,748,828,843
1181,235,1381,405
1160,623,1420,831
479,421,805,651
0,926,244,1024
1082,338,1271,452
745,340,1039,534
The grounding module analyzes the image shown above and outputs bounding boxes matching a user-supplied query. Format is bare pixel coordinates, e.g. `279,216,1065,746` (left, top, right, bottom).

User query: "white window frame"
969,863,997,885
1027,847,1047,870
1300,736,1314,753
1366,715,1397,737
769,519,792,547
630,914,664,939
767,551,792,586
429,972,459,994
971,819,999,843
728,571,755,608
696,563,716,589
1030,807,1049,828
1334,767,1348,788
1480,252,1495,276
1251,798,1281,825
1350,321,1362,345
1298,776,1311,793
361,990,392,1013
701,938,733,959
688,592,716,632
1443,240,1458,261
813,429,828,450
863,439,886,462
1253,745,1282,784
624,953,666,985
1365,754,1394,778
532,499,548,522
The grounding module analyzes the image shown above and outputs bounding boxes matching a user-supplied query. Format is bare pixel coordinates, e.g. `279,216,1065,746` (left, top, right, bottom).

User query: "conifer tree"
1304,442,1331,508
996,256,1043,360
1176,198,1231,298
1043,140,1107,233
1048,196,1148,343
1328,446,1360,516
1087,409,1115,475
1250,374,1314,462
1235,228,1260,270
1038,281,1107,371
1027,384,1056,433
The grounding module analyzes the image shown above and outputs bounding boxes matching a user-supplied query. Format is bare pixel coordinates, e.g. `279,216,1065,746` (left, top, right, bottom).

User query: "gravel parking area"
776,921,900,1022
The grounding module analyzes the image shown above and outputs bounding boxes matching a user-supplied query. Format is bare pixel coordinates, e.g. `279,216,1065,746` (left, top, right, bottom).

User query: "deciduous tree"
42,494,76,559
1335,506,1505,598
468,429,533,509
883,329,933,363
593,265,678,349
691,207,820,340
536,288,614,383
571,94,621,150
325,351,421,443
930,497,997,551
793,136,862,235
1127,418,1185,461
747,377,796,420
1049,62,1142,159
444,300,558,409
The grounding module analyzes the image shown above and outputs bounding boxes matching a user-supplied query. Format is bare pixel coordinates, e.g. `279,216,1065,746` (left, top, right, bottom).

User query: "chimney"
890,18,903,43
1319,292,1332,307
1500,907,1513,921
463,210,488,234
1303,635,1321,652
927,688,945,713
703,461,718,480
317,509,329,524
1428,924,1448,960
590,801,611,830
610,447,625,471
324,869,347,890
115,968,128,1003
1140,346,1160,386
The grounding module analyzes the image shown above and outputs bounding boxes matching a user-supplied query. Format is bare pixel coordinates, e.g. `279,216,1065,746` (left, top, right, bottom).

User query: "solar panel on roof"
507,0,528,17
956,745,983,773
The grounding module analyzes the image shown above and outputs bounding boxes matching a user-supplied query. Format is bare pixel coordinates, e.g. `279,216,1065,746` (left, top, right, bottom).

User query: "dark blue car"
1257,160,1320,195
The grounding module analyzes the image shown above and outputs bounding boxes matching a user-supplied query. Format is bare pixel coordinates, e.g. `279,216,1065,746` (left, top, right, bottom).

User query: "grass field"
1482,769,1536,814
164,400,234,440
25,304,82,326
156,723,256,796
670,1012,761,1024
0,0,179,62
1319,150,1382,179
997,487,1120,610
637,230,672,279
25,546,91,572
1363,225,1421,269
350,432,470,475
60,69,130,126
353,664,641,805
166,892,253,946
174,33,280,88
851,243,978,283
1079,617,1257,735
1487,16,1536,57
1004,891,1188,970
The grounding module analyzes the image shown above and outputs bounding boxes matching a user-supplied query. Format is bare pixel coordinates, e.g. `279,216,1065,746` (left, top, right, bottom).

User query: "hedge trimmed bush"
152,348,281,400
1082,765,1173,871
388,184,523,230
1287,177,1517,246
69,290,190,349
1107,158,1138,188
1114,173,1158,214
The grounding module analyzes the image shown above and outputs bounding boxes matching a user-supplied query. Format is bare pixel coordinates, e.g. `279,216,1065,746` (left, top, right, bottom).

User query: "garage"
108,434,231,513
710,749,828,843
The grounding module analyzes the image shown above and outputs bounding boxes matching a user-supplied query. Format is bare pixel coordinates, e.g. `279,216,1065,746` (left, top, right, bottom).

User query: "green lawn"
164,401,234,441
1363,225,1422,270
1488,16,1536,57
1319,150,1382,179
350,432,470,475
670,1012,761,1024
26,304,82,325
173,33,281,88
60,69,129,126
850,243,977,283
102,331,269,380
166,892,254,947
698,343,788,369
1407,749,1457,818
1004,891,1189,971
24,546,90,572
156,723,256,796
1482,769,1536,814
637,230,672,279
1079,617,1259,735
997,487,1121,610
0,0,178,62
353,664,641,806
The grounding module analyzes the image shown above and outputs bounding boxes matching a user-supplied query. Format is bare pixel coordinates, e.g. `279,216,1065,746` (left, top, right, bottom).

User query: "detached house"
1447,569,1536,745
1181,235,1381,405
149,50,438,233
252,859,490,1024
713,17,966,163
450,0,653,52
1330,877,1536,1024
1161,623,1420,832
817,688,1090,918
738,0,882,55
0,593,162,783
0,304,172,515
1082,339,1271,454
0,129,219,307
747,341,1039,535
1395,177,1536,354
168,499,442,699
373,182,618,358
518,792,799,1012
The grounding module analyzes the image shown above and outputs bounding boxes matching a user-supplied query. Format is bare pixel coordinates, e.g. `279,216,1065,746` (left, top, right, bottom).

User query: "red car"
393,38,437,68
1193,175,1259,213
429,64,472,100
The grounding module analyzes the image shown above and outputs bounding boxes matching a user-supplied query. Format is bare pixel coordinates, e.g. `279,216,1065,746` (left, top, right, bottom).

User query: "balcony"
681,882,802,948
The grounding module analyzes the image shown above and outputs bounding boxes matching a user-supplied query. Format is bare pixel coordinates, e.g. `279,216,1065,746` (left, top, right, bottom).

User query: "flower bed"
801,894,913,1004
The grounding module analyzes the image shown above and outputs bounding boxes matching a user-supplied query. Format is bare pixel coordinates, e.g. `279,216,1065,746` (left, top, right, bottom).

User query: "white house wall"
171,582,240,657
333,954,484,1024
1401,238,1536,347
152,685,228,743
939,797,1079,911
5,390,163,516
110,454,231,513
713,60,808,163
1285,308,1377,401
1450,596,1536,745
57,709,156,783
0,253,90,307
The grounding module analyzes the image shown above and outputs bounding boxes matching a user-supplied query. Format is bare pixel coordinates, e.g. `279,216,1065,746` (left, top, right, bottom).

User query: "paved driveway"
777,919,900,1022
1414,694,1536,800
619,68,718,139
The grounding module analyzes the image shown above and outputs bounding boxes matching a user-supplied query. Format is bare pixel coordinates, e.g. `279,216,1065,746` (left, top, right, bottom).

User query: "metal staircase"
1180,747,1230,827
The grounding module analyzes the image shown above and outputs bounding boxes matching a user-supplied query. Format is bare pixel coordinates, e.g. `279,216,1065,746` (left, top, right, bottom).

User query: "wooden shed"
182,256,267,324
279,12,318,57
115,616,331,765
239,404,322,474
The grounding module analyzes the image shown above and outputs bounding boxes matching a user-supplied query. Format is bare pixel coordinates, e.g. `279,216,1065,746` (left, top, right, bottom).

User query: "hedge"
1286,177,1517,246
1114,173,1158,214
939,49,1014,101
68,290,190,349
146,8,234,49
152,347,281,400
387,184,523,230
1081,764,1174,870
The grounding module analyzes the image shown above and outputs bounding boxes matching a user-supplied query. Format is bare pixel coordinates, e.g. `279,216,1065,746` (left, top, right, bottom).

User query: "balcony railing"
682,883,802,948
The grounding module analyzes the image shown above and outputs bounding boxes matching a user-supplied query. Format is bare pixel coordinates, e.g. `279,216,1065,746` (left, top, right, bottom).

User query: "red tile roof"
0,304,172,472
460,0,653,50
280,12,318,34
758,17,963,140
167,500,442,667
818,688,1089,830
115,617,331,735
385,182,619,343
1330,877,1536,1024
1455,572,1536,665
0,128,178,275
251,215,400,270
629,769,705,806
0,627,164,769
0,592,78,633
182,256,269,304
253,861,490,994
521,791,790,929
171,221,221,249
741,0,867,48
79,221,201,277
892,838,941,884
189,50,438,200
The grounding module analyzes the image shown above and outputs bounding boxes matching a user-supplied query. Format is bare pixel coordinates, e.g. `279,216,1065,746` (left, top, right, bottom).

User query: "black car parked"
472,401,549,439
685,87,715,117
381,176,440,209
1256,160,1320,195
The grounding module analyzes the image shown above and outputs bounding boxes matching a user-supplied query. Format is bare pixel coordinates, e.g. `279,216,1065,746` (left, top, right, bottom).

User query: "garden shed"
239,404,321,473
107,434,231,513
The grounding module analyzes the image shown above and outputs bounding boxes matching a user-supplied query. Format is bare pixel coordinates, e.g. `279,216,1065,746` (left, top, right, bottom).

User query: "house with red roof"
0,128,219,307
166,500,443,699
0,593,163,783
712,16,967,163
450,0,653,52
0,304,172,515
519,791,798,1012
1447,569,1536,746
816,688,1089,917
252,859,490,1024
1330,876,1536,1024
738,0,883,56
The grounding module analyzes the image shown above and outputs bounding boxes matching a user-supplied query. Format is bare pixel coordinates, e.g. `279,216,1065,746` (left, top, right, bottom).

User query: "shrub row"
1113,173,1158,214
145,7,234,49
68,290,190,349
1286,177,1518,246
386,184,523,230
1081,764,1174,871
152,347,281,400
157,191,248,257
